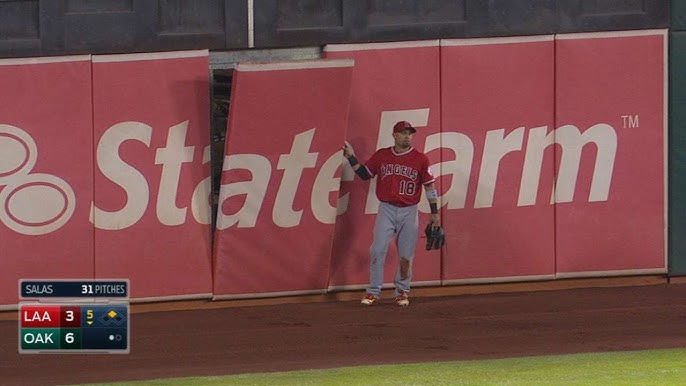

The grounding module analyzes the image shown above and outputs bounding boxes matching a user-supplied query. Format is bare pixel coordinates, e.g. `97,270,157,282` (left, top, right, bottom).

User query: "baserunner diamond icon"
99,309,126,325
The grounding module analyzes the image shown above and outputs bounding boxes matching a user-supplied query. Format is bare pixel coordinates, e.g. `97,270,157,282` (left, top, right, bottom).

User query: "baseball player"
342,121,440,306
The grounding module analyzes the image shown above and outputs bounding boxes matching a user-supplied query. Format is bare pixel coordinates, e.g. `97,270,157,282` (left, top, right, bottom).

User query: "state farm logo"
0,124,75,235
0,110,625,234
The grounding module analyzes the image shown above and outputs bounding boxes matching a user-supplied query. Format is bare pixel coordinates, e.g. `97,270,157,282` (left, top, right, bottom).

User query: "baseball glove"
425,223,445,250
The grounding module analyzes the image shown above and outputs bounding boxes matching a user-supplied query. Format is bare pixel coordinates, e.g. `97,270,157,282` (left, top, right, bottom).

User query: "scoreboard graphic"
18,279,130,354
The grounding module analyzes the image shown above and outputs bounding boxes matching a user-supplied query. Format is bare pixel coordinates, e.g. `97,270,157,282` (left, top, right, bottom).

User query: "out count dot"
109,335,115,341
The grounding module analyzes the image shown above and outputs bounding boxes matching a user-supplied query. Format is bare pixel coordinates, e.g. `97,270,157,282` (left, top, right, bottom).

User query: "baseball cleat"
360,293,378,306
395,291,409,307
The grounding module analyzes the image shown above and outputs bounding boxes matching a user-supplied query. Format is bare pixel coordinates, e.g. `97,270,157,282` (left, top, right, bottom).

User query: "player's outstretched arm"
342,141,372,180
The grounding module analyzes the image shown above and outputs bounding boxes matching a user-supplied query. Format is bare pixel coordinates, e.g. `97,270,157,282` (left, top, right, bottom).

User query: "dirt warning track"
2,282,686,385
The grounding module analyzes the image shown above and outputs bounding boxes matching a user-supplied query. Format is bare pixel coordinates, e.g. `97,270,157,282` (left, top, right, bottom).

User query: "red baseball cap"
393,121,417,134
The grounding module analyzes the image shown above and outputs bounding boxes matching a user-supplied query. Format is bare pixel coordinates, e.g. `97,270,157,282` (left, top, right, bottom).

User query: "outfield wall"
0,30,668,306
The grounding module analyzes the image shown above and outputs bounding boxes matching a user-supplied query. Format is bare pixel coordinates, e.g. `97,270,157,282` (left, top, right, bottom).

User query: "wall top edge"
441,35,554,46
0,55,91,66
236,58,354,72
325,40,440,52
92,49,209,63
555,28,668,40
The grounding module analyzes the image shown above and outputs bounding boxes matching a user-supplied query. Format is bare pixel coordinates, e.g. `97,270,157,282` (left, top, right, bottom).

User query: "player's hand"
342,141,355,159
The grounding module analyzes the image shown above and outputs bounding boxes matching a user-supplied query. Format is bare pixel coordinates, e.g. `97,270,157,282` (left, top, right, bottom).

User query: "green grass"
86,347,686,386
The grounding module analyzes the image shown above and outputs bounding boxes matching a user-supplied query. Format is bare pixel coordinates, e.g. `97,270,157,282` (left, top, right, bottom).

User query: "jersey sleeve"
364,150,382,177
420,154,436,185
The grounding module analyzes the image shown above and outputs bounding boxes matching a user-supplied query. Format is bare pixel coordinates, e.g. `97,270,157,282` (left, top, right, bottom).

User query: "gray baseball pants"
366,201,419,297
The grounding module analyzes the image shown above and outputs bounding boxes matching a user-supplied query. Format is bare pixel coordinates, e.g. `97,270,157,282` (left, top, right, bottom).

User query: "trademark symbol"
621,114,639,128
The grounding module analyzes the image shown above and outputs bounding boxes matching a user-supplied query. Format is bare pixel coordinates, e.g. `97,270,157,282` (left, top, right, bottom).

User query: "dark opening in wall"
209,68,233,231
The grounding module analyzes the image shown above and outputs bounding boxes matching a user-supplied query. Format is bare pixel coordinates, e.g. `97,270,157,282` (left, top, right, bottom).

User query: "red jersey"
363,147,435,206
